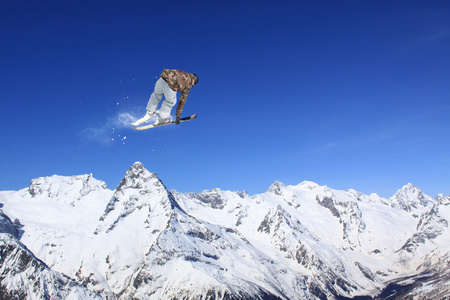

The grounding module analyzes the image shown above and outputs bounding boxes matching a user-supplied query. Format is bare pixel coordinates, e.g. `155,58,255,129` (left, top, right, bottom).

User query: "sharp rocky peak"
96,162,182,234
436,194,450,206
266,181,286,195
116,162,156,189
391,183,434,212
114,162,177,206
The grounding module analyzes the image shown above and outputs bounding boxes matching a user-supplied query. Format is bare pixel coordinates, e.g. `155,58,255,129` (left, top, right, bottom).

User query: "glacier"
0,162,449,299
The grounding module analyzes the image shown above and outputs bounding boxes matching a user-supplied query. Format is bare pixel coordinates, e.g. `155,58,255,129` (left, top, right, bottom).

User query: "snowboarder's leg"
146,78,165,112
158,81,177,119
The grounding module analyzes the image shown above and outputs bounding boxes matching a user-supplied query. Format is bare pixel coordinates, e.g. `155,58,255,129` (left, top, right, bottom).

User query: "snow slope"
0,210,101,299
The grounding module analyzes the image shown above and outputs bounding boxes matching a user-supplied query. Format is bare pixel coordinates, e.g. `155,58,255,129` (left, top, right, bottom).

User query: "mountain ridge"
0,162,449,299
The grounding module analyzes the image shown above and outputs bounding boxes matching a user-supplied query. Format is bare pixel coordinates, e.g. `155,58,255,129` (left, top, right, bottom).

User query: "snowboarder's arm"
175,88,190,117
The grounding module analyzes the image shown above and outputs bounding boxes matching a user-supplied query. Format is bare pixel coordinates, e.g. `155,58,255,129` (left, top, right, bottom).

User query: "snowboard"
133,114,197,130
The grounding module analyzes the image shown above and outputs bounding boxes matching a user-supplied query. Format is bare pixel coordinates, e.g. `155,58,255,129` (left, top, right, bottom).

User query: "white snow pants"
146,77,177,119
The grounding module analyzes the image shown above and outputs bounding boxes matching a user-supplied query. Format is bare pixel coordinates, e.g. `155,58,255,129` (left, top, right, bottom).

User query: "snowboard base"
133,114,197,130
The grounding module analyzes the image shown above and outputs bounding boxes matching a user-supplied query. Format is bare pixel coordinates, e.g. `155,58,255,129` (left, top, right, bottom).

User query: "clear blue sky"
1,0,449,198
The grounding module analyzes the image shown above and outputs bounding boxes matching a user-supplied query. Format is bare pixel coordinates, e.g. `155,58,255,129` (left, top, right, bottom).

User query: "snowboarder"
132,69,198,126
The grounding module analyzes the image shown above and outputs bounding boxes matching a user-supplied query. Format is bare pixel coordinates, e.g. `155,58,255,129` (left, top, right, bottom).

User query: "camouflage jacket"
160,69,197,117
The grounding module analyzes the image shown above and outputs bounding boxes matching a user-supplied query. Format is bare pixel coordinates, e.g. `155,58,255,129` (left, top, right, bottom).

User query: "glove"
175,116,180,125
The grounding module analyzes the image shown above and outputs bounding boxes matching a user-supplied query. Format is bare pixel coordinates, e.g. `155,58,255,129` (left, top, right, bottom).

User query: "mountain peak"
391,183,434,212
96,162,179,234
403,183,418,191
394,183,423,198
127,161,151,178
115,162,157,190
28,173,108,199
266,181,286,195
297,181,320,190
436,194,450,206
130,161,145,171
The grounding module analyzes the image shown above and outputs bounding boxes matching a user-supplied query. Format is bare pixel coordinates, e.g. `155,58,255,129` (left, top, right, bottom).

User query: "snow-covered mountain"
0,210,102,299
0,162,449,299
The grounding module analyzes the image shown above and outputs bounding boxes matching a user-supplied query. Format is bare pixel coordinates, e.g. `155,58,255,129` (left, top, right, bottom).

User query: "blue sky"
1,0,449,198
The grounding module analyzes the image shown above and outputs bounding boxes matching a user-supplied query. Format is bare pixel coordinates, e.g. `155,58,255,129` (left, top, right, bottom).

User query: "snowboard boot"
153,115,171,125
131,111,157,126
